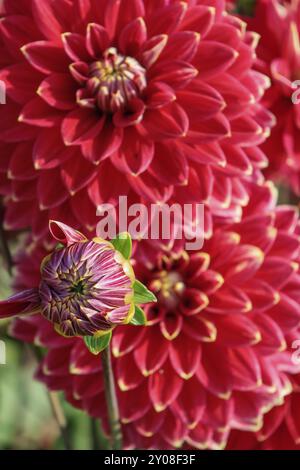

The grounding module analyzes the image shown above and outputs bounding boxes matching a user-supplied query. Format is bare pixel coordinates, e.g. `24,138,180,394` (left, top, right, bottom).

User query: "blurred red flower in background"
10,182,300,449
239,0,300,193
0,0,273,240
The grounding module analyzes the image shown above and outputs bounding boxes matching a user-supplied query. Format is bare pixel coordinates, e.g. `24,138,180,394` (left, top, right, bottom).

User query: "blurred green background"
0,251,108,450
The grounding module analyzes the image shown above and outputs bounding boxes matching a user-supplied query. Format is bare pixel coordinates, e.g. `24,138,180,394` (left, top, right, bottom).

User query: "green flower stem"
29,345,72,450
101,345,123,450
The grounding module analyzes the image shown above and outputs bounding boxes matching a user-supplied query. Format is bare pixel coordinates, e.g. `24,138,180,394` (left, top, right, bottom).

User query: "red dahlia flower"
8,182,300,449
0,0,273,239
239,0,300,193
0,220,138,337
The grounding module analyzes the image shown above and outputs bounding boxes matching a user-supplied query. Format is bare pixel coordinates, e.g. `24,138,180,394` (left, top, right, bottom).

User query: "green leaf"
133,280,157,304
130,305,147,326
111,232,132,259
84,331,112,355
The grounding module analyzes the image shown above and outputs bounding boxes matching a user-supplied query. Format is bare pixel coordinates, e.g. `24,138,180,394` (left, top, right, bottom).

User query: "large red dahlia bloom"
8,182,300,449
239,0,300,193
0,0,272,239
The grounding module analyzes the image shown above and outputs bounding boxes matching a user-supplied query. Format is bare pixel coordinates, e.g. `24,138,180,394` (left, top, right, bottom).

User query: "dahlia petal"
144,81,176,109
269,232,300,259
62,108,105,145
12,179,36,202
49,220,87,246
205,393,234,430
253,315,286,356
86,23,110,58
37,168,69,209
112,130,154,176
229,348,262,391
0,288,40,318
183,316,217,342
269,293,300,331
83,123,123,164
20,97,63,128
160,314,183,341
244,280,278,311
207,23,242,50
4,200,35,230
186,423,212,449
136,409,165,438
224,245,264,283
180,288,209,316
61,32,90,62
60,151,96,195
162,411,187,448
87,160,129,206
117,355,143,392
33,128,76,170
116,0,145,31
22,41,69,74
141,34,168,68
209,74,254,119
104,0,121,39
275,206,299,232
286,395,300,444
180,5,215,36
38,73,77,110
223,145,252,176
112,326,145,357
42,346,72,376
159,31,200,62
149,60,198,89
73,373,104,399
134,327,169,376
0,15,40,59
207,286,252,314
69,61,89,85
119,383,151,423
195,41,237,80
186,113,230,144
9,142,36,180
177,88,225,122
257,404,287,442
213,315,261,347
142,102,188,139
174,164,212,203
149,142,188,185
169,333,201,379
31,0,68,42
171,377,205,428
119,17,147,56
228,115,264,146
147,2,187,36
0,103,38,143
149,360,183,412
0,63,41,105
191,269,223,295
113,98,145,127
197,346,233,397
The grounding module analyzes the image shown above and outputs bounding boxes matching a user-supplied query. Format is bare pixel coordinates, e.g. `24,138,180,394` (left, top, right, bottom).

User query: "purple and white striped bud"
0,221,136,338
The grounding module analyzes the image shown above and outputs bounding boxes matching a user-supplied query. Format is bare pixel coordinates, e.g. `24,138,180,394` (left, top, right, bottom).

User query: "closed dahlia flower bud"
0,221,137,338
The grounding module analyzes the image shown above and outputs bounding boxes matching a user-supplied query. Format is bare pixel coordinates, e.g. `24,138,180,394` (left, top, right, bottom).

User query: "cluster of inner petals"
88,47,147,113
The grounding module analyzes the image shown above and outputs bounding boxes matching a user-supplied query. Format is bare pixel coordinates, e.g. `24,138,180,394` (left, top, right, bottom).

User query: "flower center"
88,47,147,112
150,270,185,309
70,279,86,295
